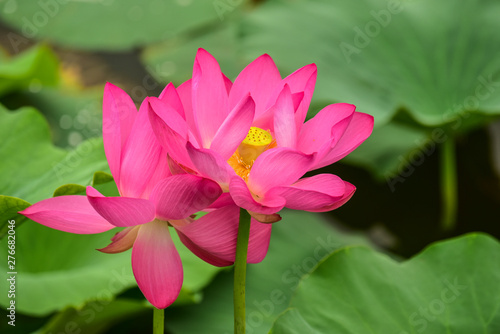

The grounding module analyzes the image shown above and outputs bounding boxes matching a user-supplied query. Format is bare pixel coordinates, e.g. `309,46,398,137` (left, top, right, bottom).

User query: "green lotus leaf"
271,233,500,334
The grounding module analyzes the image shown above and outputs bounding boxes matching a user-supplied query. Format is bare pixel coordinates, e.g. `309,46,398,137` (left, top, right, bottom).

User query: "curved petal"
313,112,374,169
192,48,229,147
208,193,235,209
167,154,187,175
267,174,346,211
273,85,296,148
159,82,185,119
223,73,233,94
282,63,317,130
86,187,155,227
151,174,222,220
210,94,255,160
229,54,282,117
248,217,273,263
98,226,140,254
307,181,356,212
186,142,235,187
247,147,315,195
229,176,285,215
175,206,272,266
255,90,306,132
102,83,137,184
297,103,355,154
148,97,195,170
140,146,171,200
19,195,114,234
119,100,163,198
132,220,183,309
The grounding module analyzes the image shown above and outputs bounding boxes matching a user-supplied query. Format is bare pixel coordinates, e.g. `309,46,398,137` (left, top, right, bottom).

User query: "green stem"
153,307,164,334
440,138,458,231
234,208,251,334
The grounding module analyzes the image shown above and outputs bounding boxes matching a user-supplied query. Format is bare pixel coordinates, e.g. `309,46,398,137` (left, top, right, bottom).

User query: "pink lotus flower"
148,49,374,223
19,83,271,309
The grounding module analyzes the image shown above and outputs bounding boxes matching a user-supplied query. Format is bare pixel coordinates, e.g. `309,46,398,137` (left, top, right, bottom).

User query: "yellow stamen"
238,127,272,165
228,127,274,181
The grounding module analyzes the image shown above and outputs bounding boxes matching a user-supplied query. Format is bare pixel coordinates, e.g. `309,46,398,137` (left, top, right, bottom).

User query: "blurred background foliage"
0,0,499,333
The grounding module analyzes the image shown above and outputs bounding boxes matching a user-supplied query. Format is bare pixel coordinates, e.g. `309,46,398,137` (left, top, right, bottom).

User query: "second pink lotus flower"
20,82,271,309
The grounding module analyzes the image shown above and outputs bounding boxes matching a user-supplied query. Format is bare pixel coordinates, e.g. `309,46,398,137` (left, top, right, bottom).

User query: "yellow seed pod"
237,127,272,165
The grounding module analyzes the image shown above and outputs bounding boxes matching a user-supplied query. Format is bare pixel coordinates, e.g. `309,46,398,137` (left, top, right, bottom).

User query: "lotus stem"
440,138,458,231
153,307,164,334
234,208,251,334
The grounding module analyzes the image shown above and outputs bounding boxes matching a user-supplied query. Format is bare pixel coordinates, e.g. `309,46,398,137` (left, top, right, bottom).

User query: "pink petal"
314,112,374,169
175,206,272,266
210,94,255,160
140,147,171,200
208,193,235,209
148,97,195,170
253,90,305,132
86,186,155,227
248,217,273,263
151,174,222,220
297,103,356,165
132,220,183,309
247,147,315,195
273,85,296,148
158,82,185,119
19,195,114,234
229,176,285,215
282,63,317,130
98,226,140,254
229,54,282,117
307,181,356,212
177,79,197,140
292,92,304,111
192,48,229,147
186,142,235,187
167,154,187,175
102,83,137,184
119,100,163,198
267,174,347,211
223,74,233,94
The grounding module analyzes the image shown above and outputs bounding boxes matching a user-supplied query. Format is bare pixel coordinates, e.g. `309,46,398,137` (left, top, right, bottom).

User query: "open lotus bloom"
19,83,271,309
148,48,374,223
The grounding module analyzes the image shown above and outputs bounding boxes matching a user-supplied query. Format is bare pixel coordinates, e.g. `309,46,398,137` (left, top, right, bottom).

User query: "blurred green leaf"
242,0,500,127
52,172,117,198
0,44,58,96
92,171,114,186
52,184,86,197
0,104,108,203
20,85,104,148
0,196,29,238
0,0,245,50
142,23,243,85
91,171,120,197
166,210,373,334
344,122,429,180
36,300,148,334
271,233,500,334
0,222,138,316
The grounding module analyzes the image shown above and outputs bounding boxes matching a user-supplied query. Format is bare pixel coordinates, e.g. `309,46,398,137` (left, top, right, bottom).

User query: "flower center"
228,127,274,181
